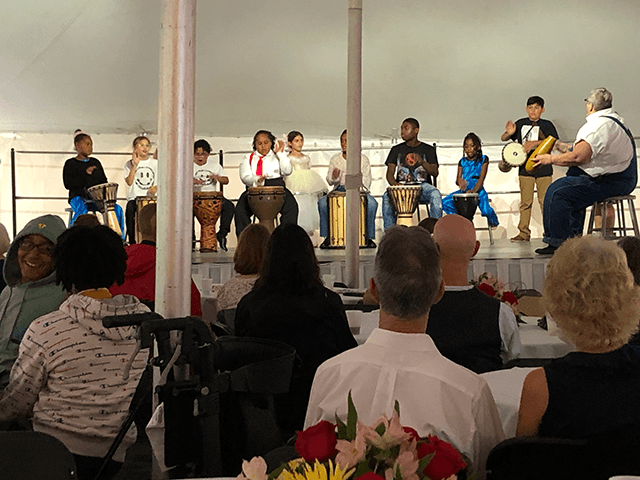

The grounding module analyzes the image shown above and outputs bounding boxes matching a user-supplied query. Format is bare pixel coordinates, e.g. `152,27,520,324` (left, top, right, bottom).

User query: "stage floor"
191,238,552,292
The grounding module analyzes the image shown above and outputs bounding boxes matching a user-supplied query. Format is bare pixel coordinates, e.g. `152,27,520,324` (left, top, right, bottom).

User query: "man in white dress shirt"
305,226,504,478
235,130,298,236
532,88,637,255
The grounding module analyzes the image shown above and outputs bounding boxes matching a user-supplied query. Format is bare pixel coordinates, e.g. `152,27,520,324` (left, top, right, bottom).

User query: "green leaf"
353,461,373,478
417,452,435,474
336,414,348,440
346,391,358,440
395,464,403,480
267,463,287,480
375,423,386,436
394,400,400,417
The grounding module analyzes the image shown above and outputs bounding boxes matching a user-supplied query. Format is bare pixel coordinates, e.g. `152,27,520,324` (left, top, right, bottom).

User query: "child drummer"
193,139,234,251
234,130,298,237
500,96,559,242
63,130,125,234
442,133,499,227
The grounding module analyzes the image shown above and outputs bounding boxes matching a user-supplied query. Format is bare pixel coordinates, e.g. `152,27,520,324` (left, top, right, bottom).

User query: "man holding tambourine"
499,96,559,242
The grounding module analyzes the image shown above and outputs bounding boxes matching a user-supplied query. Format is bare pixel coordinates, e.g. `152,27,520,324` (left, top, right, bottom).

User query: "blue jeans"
543,159,637,247
318,186,378,239
382,182,443,230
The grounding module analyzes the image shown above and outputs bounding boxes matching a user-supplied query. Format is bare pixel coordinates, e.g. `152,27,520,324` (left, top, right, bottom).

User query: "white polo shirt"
575,108,633,177
239,150,292,187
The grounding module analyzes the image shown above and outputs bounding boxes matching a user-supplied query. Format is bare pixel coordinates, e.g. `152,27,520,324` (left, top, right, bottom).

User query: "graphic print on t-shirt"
194,168,215,187
135,166,156,190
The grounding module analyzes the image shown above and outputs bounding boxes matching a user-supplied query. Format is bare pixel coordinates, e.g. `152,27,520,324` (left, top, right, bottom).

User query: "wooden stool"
586,195,640,239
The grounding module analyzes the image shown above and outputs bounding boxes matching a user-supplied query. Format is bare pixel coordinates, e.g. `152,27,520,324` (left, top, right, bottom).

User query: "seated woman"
234,130,299,237
216,223,270,312
234,223,357,436
516,235,640,439
0,225,150,480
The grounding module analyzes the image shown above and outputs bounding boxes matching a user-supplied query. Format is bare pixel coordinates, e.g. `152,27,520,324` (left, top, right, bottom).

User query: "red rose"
357,473,386,480
417,435,466,480
295,420,338,462
502,291,518,305
402,426,421,442
477,283,496,297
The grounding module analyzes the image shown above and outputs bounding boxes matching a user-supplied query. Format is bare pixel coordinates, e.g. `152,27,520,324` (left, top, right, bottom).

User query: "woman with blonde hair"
517,235,640,439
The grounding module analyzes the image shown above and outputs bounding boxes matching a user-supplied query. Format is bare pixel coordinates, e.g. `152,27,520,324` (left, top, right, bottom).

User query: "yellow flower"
277,460,354,480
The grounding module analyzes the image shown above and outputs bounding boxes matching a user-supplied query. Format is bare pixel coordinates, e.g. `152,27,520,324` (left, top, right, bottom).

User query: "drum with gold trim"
135,196,157,243
327,190,366,248
193,191,223,252
387,184,422,226
87,182,122,237
247,186,285,233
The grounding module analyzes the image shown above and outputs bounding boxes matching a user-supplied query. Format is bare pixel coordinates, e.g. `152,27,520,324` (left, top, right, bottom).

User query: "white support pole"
345,0,363,288
156,0,196,323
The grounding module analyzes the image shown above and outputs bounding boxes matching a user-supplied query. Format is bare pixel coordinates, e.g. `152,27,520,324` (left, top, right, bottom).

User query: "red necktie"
256,155,263,176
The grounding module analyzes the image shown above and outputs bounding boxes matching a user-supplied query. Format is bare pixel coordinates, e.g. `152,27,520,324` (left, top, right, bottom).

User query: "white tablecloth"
518,317,574,359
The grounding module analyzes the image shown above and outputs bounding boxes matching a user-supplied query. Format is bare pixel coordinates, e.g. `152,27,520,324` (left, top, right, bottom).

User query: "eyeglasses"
19,238,54,256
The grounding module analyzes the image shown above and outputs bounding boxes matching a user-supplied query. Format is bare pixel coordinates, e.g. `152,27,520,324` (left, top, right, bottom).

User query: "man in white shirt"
235,130,298,236
532,88,637,255
427,214,521,373
318,130,378,248
305,226,504,478
193,139,234,251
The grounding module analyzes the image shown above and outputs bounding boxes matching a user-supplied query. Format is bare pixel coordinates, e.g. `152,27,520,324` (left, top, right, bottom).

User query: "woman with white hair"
517,235,640,438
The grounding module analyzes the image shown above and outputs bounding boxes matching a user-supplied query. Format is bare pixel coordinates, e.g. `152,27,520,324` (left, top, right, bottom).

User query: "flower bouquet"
471,272,521,319
237,393,466,480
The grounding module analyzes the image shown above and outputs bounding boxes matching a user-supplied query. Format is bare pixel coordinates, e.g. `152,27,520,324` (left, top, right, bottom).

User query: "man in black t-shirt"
500,96,559,242
382,118,442,229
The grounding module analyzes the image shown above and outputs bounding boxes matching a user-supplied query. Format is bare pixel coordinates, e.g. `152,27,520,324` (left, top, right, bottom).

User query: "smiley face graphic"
135,166,155,189
194,168,214,186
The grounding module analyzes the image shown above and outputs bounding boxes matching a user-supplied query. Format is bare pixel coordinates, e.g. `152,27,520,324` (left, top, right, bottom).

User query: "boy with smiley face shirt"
193,139,235,251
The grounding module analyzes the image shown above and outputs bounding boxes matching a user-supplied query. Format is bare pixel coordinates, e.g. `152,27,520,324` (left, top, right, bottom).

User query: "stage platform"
191,237,551,292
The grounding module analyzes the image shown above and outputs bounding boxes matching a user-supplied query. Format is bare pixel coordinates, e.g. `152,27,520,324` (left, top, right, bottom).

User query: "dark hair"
341,129,347,138
133,136,150,148
402,118,420,129
527,96,545,108
54,225,127,292
252,130,276,151
287,131,303,143
74,131,90,145
463,132,483,160
254,223,322,295
418,217,439,234
73,214,102,228
618,236,640,286
194,139,212,153
234,224,270,275
138,203,157,239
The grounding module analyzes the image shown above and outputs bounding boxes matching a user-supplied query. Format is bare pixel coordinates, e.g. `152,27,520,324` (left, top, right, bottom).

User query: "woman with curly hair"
516,235,640,438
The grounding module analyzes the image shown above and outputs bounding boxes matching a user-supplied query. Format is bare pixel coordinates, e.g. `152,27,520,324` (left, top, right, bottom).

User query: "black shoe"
535,245,557,256
365,238,377,248
216,232,228,252
319,238,331,249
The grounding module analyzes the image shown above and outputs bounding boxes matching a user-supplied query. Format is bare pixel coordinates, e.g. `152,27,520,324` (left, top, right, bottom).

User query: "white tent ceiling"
1,0,639,142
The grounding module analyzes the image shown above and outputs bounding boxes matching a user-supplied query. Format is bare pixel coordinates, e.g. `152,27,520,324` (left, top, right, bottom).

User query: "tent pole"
156,0,196,342
345,0,362,288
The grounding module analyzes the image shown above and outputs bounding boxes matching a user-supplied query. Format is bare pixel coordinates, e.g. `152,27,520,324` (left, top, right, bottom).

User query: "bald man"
427,214,520,373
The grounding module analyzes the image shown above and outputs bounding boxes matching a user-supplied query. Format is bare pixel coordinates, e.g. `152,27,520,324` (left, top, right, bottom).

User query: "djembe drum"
247,186,285,233
453,193,480,221
135,196,157,243
87,182,122,236
387,184,422,226
500,142,527,172
193,191,223,252
327,190,367,248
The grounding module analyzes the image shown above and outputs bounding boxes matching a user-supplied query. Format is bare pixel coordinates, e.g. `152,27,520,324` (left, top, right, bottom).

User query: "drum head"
502,142,527,167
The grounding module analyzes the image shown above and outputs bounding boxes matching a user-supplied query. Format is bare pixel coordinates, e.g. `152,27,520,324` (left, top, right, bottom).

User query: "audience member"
0,225,150,480
73,213,102,228
235,223,356,436
0,214,67,389
109,203,202,316
618,236,640,346
428,214,520,372
216,224,270,312
517,236,640,440
305,226,504,477
0,222,10,292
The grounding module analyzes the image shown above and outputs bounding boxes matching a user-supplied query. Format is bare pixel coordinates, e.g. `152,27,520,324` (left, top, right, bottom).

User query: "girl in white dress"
285,131,328,240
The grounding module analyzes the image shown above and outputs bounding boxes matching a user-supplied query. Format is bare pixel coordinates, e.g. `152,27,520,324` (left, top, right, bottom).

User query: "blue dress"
442,155,499,226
